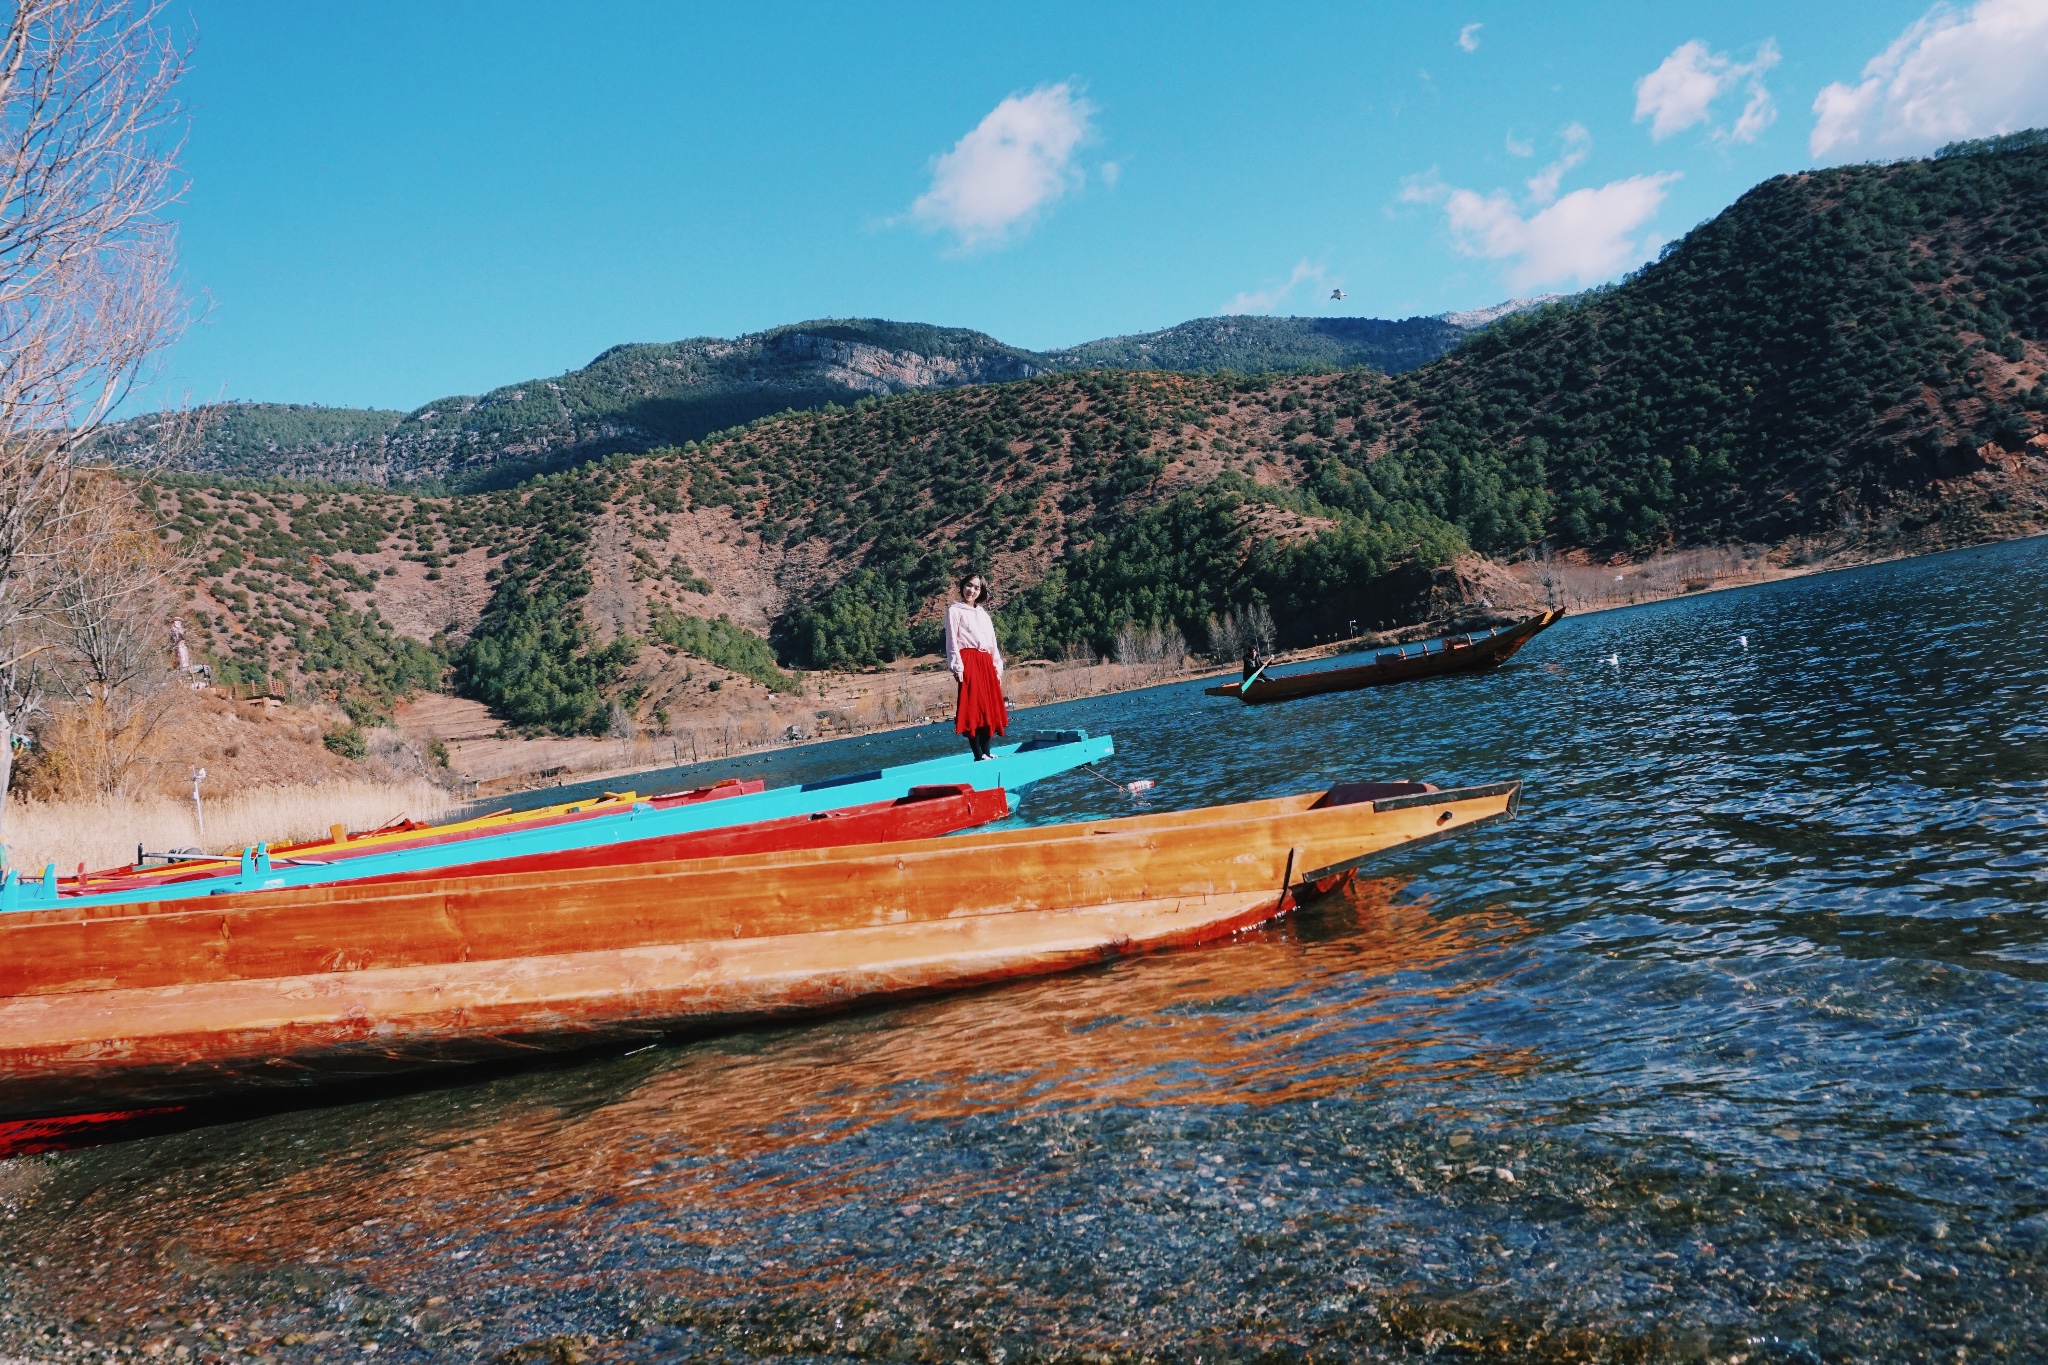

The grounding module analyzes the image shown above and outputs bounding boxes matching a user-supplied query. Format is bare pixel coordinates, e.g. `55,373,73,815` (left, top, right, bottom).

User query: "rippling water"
4,539,2047,1364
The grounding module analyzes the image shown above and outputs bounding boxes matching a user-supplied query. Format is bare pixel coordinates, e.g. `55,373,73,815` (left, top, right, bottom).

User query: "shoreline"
14,528,2042,864
463,526,2047,798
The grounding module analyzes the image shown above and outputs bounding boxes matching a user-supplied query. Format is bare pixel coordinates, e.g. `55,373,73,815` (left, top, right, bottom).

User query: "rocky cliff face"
768,330,1042,393
1435,294,1570,328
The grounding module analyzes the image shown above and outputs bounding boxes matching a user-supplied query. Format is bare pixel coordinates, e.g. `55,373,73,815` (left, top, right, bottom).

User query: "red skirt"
955,648,1009,736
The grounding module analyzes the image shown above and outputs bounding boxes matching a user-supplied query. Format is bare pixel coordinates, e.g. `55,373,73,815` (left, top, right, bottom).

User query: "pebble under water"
3,538,2046,1364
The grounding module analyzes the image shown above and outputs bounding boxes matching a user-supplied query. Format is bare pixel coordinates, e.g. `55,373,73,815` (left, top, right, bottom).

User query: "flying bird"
1330,289,1348,301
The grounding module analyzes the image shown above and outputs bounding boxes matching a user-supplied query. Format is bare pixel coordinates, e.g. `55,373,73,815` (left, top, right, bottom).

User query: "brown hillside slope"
152,362,2044,722
148,368,1351,699
143,140,2048,735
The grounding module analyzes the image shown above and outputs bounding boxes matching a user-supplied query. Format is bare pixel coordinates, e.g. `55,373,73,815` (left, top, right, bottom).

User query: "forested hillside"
147,136,2048,737
1319,129,2048,554
101,404,406,481
1040,314,1469,374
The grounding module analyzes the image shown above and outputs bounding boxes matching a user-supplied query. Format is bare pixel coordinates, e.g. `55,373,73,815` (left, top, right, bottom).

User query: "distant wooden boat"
0,778,1520,1119
1206,609,1565,704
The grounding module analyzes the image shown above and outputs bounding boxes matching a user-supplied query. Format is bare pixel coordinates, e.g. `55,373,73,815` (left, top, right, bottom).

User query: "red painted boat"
0,779,1520,1120
346,782,1011,887
0,1107,188,1159
67,777,768,898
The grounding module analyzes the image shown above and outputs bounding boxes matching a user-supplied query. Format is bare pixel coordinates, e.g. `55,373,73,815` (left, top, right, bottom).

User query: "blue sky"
148,0,2048,413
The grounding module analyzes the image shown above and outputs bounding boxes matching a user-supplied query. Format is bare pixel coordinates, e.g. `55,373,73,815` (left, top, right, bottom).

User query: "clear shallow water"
4,539,2047,1363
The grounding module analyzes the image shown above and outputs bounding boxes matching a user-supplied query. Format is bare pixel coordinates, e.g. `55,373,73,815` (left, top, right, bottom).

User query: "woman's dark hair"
958,572,992,605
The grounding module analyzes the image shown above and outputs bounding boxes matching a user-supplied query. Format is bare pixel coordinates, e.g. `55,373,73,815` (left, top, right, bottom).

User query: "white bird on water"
1739,634,1749,649
1603,653,1620,668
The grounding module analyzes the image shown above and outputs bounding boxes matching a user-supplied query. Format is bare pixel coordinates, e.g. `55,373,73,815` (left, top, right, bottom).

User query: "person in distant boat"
1243,641,1264,682
945,574,1007,761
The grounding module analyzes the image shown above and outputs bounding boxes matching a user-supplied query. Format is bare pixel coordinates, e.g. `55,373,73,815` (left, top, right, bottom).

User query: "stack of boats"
0,728,1521,1124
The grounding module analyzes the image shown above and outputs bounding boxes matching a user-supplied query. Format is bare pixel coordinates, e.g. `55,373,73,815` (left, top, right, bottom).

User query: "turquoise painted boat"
1,732,1113,913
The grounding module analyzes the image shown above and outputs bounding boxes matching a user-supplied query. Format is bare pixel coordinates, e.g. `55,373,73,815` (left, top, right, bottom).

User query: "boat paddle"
1084,766,1156,797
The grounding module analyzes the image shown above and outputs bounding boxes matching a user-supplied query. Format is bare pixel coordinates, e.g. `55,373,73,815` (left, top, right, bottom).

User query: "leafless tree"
49,475,168,688
32,470,186,795
0,0,188,834
1240,601,1275,653
1112,621,1191,678
1111,622,1148,667
1206,611,1243,662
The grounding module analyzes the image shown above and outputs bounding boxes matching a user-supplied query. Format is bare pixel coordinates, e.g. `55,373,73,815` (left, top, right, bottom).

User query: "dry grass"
5,778,458,875
1517,545,1777,613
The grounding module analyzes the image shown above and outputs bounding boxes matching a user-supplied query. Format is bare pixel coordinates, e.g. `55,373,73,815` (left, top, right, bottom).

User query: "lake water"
3,537,2046,1363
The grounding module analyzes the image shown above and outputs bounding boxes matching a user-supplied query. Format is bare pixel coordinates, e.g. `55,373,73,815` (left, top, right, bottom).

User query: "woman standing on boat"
945,574,1007,761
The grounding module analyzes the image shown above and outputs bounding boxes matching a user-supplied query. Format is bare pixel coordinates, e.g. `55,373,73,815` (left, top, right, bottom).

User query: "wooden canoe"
0,778,1519,1119
1206,608,1565,704
12,731,1112,912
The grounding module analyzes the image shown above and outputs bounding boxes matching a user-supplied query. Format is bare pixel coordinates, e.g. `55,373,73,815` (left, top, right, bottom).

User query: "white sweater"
943,602,1004,680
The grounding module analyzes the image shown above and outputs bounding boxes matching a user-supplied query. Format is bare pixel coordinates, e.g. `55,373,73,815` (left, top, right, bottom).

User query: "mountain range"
103,308,1550,491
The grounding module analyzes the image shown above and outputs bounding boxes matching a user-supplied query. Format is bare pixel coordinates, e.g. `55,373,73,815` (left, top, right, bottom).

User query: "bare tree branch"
0,0,188,837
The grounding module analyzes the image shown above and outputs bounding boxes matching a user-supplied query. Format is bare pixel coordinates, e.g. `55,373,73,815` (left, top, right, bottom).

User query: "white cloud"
1810,0,2048,160
1222,260,1327,315
909,83,1093,249
1458,23,1483,53
1524,122,1590,203
1728,81,1777,144
1099,160,1122,188
1407,129,1677,291
1505,132,1535,157
1634,38,1780,143
1443,175,1678,289
1398,171,1447,206
1636,42,1723,138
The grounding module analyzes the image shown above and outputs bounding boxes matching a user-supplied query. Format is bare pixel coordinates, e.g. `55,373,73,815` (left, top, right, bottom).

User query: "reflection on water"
4,538,2048,1362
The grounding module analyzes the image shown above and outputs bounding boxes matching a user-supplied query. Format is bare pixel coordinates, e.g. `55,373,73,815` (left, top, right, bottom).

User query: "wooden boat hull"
0,779,1520,1119
1206,609,1565,703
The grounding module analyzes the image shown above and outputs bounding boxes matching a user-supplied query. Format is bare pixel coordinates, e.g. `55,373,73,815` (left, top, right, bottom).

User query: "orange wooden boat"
1206,609,1565,703
0,789,1015,1156
0,778,1520,1120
